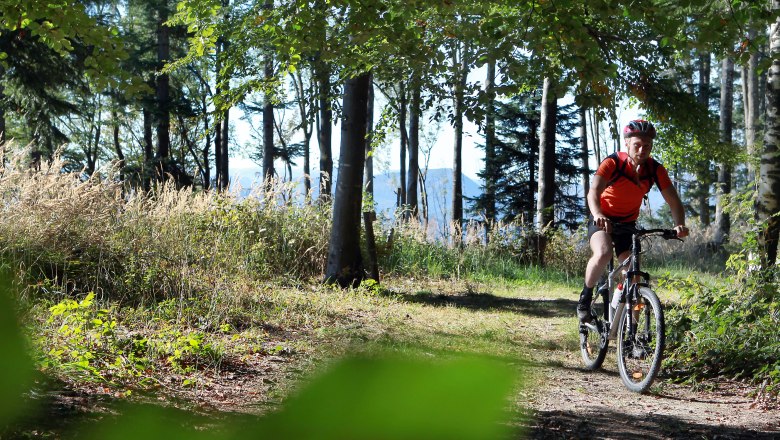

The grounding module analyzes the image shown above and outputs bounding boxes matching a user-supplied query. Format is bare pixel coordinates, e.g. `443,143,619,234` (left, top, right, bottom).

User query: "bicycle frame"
599,228,652,340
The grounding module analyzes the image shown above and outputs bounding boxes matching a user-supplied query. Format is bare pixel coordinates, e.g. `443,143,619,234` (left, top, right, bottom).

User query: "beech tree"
757,0,780,267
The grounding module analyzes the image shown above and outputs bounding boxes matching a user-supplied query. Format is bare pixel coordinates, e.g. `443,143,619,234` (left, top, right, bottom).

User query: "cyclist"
577,119,689,323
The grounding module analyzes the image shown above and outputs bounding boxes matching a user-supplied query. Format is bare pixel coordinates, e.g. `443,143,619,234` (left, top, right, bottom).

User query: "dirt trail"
518,292,780,439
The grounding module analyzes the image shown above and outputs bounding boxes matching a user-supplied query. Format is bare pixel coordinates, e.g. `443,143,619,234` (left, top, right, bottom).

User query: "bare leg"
584,230,613,288
578,230,613,322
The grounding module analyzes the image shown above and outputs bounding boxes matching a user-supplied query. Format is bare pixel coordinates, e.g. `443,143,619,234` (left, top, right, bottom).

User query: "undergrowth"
663,261,780,396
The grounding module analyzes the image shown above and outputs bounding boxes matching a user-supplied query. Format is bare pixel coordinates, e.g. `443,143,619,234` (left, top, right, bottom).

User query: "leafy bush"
34,291,230,387
663,270,780,394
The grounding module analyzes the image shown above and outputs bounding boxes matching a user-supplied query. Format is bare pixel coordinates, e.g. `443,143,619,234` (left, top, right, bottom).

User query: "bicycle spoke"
579,288,609,370
617,288,665,393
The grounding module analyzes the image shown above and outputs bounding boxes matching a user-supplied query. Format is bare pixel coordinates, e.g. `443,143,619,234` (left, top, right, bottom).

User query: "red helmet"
623,119,656,139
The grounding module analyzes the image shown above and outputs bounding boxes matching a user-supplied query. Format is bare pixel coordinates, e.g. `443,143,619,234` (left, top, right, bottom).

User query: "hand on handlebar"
594,216,612,234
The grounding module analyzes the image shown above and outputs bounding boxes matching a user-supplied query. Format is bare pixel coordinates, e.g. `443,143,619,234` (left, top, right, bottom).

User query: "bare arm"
588,174,611,232
661,185,689,238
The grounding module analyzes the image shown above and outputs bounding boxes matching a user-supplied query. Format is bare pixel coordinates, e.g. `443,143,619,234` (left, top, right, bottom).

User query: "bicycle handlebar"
609,222,681,241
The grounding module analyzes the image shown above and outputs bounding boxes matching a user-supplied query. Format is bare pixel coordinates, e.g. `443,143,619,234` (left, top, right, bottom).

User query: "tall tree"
744,27,761,183
451,41,469,242
263,49,275,182
324,72,371,287
316,60,333,202
482,58,497,225
398,81,408,208
757,0,780,268
697,52,712,227
579,105,590,217
714,57,734,246
536,77,557,230
155,0,171,181
472,92,539,223
291,68,316,196
364,75,375,197
407,82,421,218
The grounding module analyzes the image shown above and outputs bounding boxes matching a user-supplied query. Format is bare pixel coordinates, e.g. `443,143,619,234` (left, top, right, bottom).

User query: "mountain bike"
579,223,681,393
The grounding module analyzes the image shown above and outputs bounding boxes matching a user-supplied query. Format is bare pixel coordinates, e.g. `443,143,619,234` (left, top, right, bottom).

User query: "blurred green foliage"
0,269,34,427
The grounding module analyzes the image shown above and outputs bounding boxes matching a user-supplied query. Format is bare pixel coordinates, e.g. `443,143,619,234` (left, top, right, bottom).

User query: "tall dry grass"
0,147,331,308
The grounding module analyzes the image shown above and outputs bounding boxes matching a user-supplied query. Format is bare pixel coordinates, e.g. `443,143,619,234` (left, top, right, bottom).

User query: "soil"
516,294,780,439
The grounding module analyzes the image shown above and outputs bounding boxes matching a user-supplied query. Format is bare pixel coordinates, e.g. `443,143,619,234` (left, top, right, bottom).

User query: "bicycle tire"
616,286,665,393
579,285,609,370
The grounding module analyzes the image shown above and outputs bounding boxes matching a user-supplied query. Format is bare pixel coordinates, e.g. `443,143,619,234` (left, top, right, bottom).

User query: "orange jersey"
595,152,672,222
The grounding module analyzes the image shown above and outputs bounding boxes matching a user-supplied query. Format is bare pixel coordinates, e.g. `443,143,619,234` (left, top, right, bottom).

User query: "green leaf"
244,355,519,440
0,269,34,427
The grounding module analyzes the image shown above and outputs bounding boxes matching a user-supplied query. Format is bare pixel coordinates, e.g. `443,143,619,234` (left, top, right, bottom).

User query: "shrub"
663,269,780,394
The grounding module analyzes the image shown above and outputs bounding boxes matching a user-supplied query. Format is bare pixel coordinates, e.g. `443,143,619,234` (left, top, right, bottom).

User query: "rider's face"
625,136,653,165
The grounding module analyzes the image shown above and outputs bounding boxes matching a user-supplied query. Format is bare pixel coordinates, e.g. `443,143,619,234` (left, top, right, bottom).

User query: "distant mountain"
231,166,483,226
371,168,482,220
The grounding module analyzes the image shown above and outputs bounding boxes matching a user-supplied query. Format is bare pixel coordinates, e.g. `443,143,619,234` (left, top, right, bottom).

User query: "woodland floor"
18,278,780,439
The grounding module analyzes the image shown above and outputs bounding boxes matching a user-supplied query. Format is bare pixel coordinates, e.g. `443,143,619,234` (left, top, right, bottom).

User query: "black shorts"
587,215,635,257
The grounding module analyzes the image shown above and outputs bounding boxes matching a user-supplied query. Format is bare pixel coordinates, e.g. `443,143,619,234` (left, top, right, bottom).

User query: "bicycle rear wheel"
616,286,665,393
579,285,609,370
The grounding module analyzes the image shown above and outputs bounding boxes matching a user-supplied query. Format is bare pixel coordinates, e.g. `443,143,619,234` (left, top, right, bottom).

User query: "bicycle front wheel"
579,286,609,370
616,286,665,393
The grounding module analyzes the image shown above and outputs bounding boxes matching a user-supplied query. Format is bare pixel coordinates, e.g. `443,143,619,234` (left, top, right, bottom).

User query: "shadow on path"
525,407,779,439
392,290,577,319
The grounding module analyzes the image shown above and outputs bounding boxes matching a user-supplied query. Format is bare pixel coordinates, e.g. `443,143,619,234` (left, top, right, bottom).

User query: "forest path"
509,284,780,439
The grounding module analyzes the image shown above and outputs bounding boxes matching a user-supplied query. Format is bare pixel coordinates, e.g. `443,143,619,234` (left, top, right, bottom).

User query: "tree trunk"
746,28,761,183
714,57,734,246
758,1,780,268
201,95,211,190
263,52,275,182
528,120,538,224
324,72,371,287
317,62,333,202
142,106,154,192
697,52,711,227
399,81,408,209
580,105,590,218
364,74,374,197
220,109,229,188
156,5,171,182
589,109,601,163
214,36,227,191
452,43,468,243
407,82,420,219
88,112,101,176
536,77,557,230
214,40,223,191
483,58,497,225
303,82,312,198
214,117,223,189
111,108,125,186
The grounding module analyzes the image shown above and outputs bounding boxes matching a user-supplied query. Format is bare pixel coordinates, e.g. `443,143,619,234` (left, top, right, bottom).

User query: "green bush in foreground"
663,270,780,394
